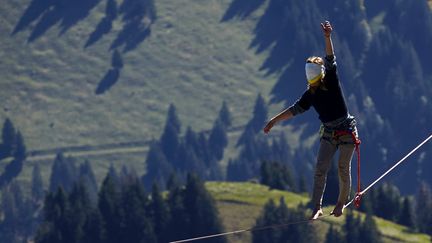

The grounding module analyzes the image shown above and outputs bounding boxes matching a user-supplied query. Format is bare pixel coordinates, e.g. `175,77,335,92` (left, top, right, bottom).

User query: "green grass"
206,181,432,243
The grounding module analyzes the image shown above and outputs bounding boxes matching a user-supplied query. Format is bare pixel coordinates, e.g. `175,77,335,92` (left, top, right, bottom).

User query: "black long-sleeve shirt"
289,55,349,123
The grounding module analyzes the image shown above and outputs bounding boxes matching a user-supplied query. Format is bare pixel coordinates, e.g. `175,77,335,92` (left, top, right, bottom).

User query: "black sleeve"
288,91,311,116
323,55,339,87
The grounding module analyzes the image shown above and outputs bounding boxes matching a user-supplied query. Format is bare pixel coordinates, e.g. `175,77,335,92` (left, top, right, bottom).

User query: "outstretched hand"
321,21,332,37
263,120,275,134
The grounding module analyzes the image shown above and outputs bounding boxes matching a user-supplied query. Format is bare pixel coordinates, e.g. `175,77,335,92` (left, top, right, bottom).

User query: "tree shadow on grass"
110,0,156,52
12,0,100,42
95,68,120,95
85,17,113,48
221,0,266,21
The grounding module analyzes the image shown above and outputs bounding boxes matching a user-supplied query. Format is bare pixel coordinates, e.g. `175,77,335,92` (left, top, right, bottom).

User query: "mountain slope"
206,182,431,243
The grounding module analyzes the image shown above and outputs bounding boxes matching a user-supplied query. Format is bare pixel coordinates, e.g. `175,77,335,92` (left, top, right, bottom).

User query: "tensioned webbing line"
344,133,432,209
170,134,432,243
169,213,333,243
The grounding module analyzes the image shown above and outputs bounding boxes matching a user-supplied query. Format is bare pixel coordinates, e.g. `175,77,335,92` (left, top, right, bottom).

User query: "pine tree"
397,197,416,230
415,182,432,234
182,174,227,243
149,184,170,242
79,161,99,204
81,209,105,243
118,180,156,243
208,119,228,161
49,153,78,193
374,183,401,221
0,185,19,243
166,178,188,242
260,161,294,191
325,224,344,243
343,209,361,243
359,213,382,243
35,187,69,243
31,164,45,204
143,141,173,189
252,199,279,243
98,173,121,243
237,94,268,146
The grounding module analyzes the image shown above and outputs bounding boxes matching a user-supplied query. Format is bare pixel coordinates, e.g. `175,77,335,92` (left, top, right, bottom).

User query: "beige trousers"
311,128,358,208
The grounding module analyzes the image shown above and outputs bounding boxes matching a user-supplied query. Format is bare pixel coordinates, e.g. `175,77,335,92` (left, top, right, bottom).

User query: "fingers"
321,21,332,30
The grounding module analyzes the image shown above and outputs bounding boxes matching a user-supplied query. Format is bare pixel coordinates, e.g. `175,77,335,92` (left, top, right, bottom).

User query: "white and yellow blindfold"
305,63,324,85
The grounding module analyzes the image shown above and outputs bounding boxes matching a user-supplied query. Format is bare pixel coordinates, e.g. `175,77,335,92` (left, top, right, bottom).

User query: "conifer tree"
237,94,268,146
118,179,156,243
359,213,382,243
208,119,228,161
260,161,294,191
343,209,361,243
98,173,121,243
397,197,416,230
325,224,344,243
149,184,170,242
49,153,78,193
161,123,180,163
35,187,69,243
31,164,45,204
143,141,173,189
79,161,99,204
182,174,227,243
415,182,432,234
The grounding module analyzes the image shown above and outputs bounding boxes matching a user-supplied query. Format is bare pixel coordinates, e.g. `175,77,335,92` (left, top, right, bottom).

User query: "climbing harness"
169,134,432,243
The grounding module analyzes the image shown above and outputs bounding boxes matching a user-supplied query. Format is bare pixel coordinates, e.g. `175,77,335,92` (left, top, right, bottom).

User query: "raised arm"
321,21,334,57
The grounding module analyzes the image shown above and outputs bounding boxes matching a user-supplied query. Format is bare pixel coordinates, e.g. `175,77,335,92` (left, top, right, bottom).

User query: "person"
263,21,360,219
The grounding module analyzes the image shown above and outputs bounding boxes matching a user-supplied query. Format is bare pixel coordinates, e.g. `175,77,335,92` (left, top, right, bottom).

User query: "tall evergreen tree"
397,197,416,230
79,161,99,204
98,173,121,243
415,182,432,234
31,164,45,204
118,179,156,243
49,153,78,193
260,161,294,191
343,209,361,243
149,184,170,242
359,213,382,243
143,141,173,189
325,224,344,243
237,94,268,146
182,174,226,243
208,119,228,161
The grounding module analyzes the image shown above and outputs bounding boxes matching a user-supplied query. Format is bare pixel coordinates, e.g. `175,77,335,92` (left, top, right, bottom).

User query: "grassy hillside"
206,182,432,243
0,0,278,151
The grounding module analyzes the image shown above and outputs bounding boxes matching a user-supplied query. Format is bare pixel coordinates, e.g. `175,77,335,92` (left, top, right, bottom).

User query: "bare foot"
309,207,323,220
331,202,345,217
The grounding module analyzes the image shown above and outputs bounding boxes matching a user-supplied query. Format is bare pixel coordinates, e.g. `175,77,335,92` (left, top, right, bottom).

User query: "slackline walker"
169,134,432,243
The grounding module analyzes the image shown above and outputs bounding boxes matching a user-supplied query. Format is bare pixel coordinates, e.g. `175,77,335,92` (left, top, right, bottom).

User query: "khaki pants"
311,128,358,208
